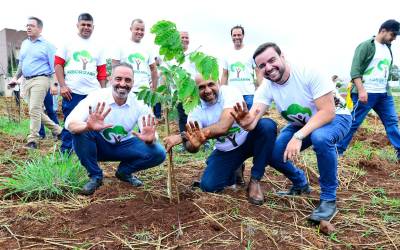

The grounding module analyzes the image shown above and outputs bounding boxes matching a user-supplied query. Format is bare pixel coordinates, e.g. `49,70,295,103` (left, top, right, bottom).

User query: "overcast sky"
1,0,400,81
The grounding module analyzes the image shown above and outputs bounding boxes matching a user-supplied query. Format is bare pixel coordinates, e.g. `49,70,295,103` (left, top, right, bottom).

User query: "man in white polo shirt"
65,63,166,195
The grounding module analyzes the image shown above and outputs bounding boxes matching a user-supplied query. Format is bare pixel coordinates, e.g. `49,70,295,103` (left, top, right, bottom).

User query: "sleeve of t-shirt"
111,45,121,61
97,49,107,66
148,47,156,66
223,56,229,70
221,86,244,109
64,95,92,131
254,81,273,106
187,107,204,128
55,42,67,61
306,68,334,100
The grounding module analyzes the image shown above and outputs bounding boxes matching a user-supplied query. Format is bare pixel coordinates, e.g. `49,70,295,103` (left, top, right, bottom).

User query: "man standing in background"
336,19,400,161
9,17,62,149
55,13,107,154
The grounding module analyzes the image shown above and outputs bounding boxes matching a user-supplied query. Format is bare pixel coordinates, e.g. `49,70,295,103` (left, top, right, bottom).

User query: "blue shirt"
18,36,55,77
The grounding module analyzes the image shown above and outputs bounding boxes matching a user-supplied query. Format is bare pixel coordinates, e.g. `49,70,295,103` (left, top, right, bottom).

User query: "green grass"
0,116,30,136
0,151,88,201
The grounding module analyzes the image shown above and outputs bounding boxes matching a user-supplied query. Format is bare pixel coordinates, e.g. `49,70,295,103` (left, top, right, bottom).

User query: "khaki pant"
24,76,61,143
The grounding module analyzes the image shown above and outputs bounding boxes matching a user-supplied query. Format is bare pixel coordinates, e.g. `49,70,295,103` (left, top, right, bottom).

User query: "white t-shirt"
56,36,106,95
362,41,392,93
65,88,153,144
254,64,350,126
113,41,156,92
188,85,248,151
223,47,256,95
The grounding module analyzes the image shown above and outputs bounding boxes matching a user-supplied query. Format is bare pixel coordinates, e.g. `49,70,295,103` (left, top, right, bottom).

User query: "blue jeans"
243,95,254,110
271,114,351,201
72,131,166,179
177,102,188,133
39,90,59,138
61,93,87,153
337,93,400,158
200,118,277,192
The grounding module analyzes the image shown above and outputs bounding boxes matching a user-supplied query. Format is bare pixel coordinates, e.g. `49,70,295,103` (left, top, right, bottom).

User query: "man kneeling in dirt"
164,75,277,205
65,63,166,195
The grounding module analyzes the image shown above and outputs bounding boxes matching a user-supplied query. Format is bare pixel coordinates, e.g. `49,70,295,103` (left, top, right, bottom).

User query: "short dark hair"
253,42,282,60
28,17,43,29
379,19,400,35
78,13,93,22
230,25,245,36
131,18,144,27
112,62,134,75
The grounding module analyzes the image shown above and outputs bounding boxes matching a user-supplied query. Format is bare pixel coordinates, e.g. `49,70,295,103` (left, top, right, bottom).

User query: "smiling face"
180,31,189,51
111,65,134,104
231,28,244,49
254,47,290,84
195,75,219,104
131,21,145,43
77,20,94,39
26,19,42,40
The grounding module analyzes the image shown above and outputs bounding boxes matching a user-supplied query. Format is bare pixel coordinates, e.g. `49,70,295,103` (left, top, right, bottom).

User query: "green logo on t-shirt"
73,50,93,70
102,125,128,143
281,104,312,126
230,62,245,78
364,58,390,77
128,53,145,70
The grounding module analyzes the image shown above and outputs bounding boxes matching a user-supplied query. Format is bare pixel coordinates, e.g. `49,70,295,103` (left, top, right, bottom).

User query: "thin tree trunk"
165,107,180,203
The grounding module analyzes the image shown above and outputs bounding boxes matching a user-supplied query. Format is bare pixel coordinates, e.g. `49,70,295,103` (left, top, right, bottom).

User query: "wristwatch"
293,131,305,140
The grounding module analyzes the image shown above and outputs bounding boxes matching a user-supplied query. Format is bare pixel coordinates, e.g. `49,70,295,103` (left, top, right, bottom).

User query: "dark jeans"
72,131,166,180
61,93,87,153
177,102,188,133
39,90,59,138
337,93,400,158
271,114,352,201
200,118,277,192
153,103,162,119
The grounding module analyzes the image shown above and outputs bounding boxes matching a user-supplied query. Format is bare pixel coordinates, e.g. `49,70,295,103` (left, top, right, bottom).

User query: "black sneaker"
308,200,338,222
24,141,38,149
115,172,143,187
234,164,246,187
81,178,103,195
276,184,311,196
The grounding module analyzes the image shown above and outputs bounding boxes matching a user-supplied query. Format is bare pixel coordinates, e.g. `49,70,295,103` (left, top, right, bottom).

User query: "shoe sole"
248,197,264,206
308,209,339,223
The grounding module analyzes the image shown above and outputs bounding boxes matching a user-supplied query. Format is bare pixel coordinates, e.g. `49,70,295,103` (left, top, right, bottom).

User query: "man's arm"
295,92,335,137
149,63,158,90
10,64,22,84
350,42,369,103
220,69,229,85
283,92,335,162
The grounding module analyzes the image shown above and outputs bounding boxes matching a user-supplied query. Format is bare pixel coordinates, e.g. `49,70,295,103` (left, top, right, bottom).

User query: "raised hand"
185,121,210,149
133,114,156,144
86,102,112,131
230,101,256,129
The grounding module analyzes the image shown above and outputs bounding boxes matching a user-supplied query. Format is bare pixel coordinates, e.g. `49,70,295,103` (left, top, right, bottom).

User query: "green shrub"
0,152,88,200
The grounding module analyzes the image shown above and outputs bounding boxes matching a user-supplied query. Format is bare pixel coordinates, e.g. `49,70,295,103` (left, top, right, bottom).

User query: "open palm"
87,102,112,131
133,115,156,144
